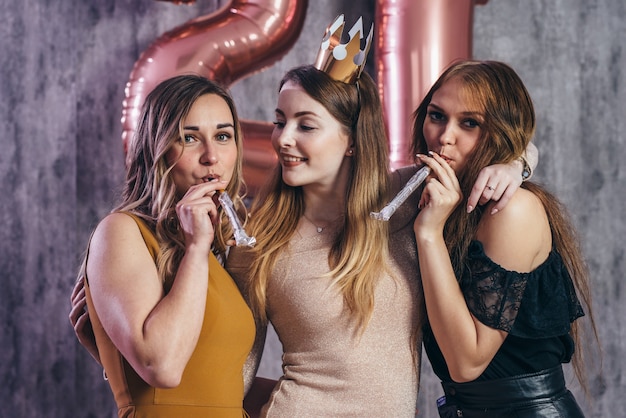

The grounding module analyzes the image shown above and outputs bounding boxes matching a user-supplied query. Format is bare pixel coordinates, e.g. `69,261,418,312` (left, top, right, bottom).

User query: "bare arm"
415,153,550,382
413,153,518,382
88,181,224,388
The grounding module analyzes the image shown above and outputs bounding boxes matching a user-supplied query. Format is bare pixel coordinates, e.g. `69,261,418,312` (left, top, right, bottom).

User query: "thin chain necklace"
302,213,343,233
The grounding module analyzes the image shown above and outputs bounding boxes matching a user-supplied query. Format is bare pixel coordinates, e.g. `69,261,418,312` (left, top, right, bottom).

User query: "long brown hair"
412,60,599,390
79,74,246,287
246,65,391,331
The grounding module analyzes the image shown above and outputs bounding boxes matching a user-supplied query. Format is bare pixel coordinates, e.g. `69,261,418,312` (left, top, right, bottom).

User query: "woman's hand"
175,180,227,253
466,160,524,214
414,153,462,239
68,275,101,364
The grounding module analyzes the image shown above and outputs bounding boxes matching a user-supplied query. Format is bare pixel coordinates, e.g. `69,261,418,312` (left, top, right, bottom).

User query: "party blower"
370,166,431,221
218,190,256,247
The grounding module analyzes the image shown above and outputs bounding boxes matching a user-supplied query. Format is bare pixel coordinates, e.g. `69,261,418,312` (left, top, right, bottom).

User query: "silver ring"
486,185,495,191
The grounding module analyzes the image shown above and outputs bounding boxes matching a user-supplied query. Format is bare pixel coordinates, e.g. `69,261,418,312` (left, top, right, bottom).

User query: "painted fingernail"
466,205,474,213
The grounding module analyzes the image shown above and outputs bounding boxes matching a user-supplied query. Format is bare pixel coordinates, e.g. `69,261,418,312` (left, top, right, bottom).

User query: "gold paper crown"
314,14,373,84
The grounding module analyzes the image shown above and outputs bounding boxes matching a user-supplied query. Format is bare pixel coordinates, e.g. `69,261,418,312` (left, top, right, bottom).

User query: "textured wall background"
0,0,623,417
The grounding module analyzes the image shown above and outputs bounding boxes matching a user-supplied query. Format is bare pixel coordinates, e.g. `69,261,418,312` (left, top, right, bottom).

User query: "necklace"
302,213,343,233
302,214,324,233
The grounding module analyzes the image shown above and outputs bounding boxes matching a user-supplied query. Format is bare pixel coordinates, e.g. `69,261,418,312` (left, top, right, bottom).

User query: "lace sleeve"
462,241,584,338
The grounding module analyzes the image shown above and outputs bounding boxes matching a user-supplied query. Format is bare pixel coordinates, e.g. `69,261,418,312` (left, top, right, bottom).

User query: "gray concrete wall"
0,0,622,416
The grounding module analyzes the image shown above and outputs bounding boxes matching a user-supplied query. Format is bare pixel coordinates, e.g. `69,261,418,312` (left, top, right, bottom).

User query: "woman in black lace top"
411,60,598,417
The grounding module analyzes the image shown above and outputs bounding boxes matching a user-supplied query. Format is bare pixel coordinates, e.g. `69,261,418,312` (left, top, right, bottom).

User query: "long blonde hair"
78,74,246,288
247,66,391,331
412,60,600,391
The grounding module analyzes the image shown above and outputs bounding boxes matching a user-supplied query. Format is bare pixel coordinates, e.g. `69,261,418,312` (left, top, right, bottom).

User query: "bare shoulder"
483,188,545,226
477,188,551,272
88,212,151,277
92,212,141,242
86,211,162,319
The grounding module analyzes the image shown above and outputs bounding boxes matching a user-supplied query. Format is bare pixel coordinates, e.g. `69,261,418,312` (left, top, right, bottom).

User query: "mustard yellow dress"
85,213,255,417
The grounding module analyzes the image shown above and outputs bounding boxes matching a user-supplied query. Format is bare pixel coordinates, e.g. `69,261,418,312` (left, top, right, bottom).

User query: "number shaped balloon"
123,0,487,188
121,0,308,192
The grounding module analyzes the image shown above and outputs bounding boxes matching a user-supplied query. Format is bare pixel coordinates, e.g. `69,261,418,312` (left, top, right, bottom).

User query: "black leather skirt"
436,366,585,418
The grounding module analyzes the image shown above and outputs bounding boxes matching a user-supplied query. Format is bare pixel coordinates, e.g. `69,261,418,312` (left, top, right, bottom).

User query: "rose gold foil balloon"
122,0,307,192
375,0,488,169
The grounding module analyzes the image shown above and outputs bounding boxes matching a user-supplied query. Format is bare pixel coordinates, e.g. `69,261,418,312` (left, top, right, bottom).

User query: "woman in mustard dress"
74,75,255,417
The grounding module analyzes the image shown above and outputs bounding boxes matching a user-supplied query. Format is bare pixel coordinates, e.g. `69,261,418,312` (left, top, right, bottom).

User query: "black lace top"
424,240,585,382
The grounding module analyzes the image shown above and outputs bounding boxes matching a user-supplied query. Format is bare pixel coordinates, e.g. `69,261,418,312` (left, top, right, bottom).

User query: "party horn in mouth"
218,190,256,247
370,166,431,221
